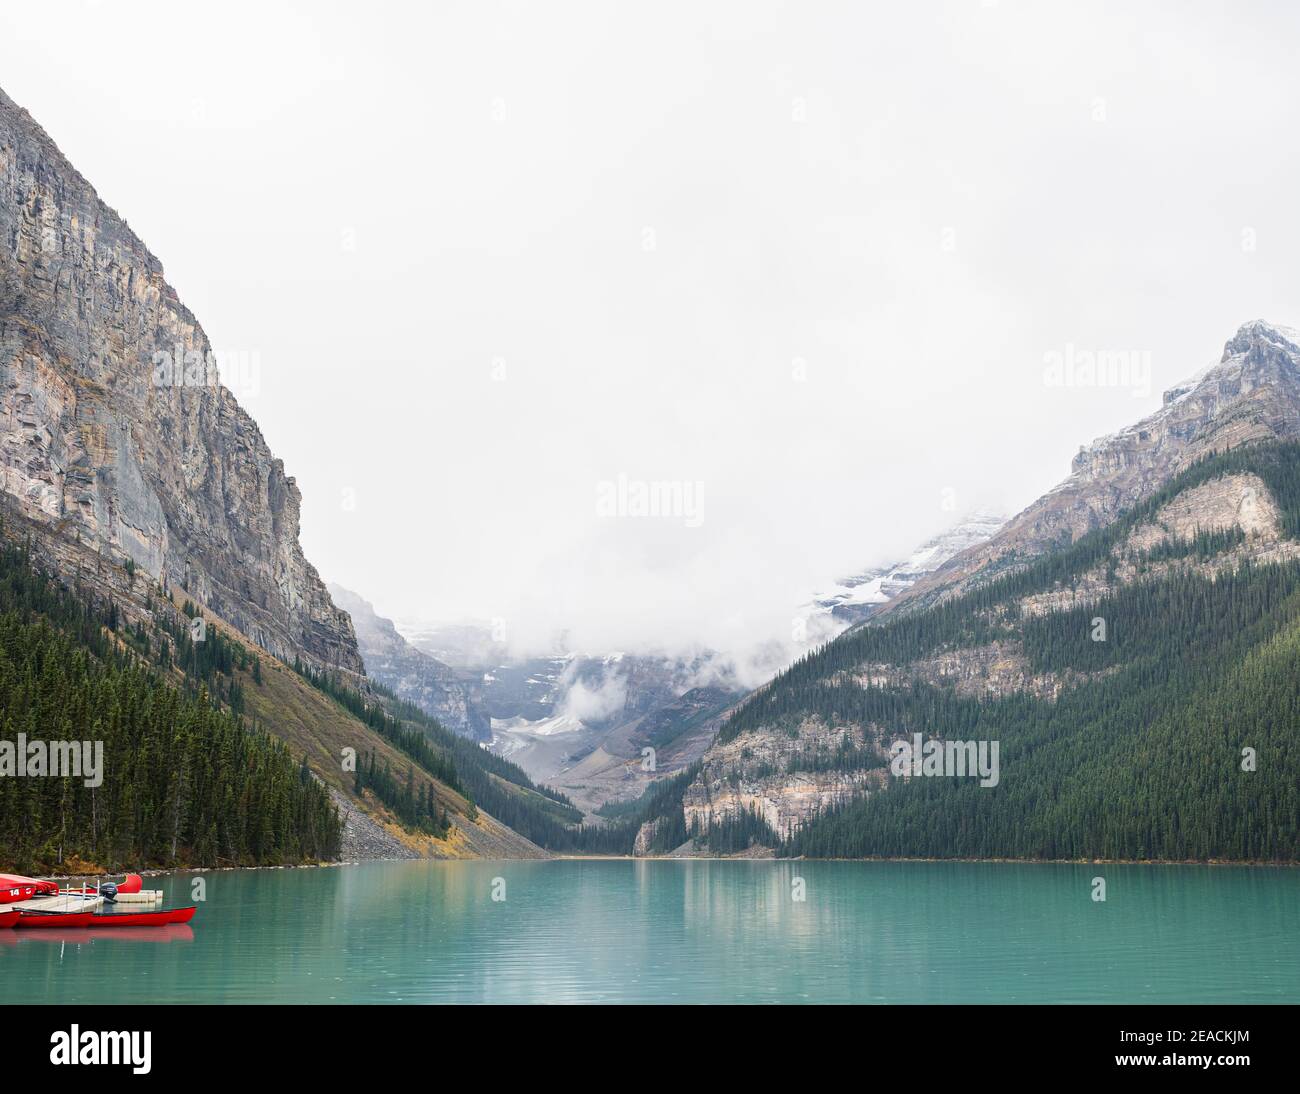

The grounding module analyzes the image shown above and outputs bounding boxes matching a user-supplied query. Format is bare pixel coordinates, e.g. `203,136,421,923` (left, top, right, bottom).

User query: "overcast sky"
3,1,1299,661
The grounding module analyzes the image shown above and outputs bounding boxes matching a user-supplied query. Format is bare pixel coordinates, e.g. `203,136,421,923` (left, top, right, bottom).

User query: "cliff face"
0,87,360,672
328,583,491,741
879,320,1300,615
683,717,888,841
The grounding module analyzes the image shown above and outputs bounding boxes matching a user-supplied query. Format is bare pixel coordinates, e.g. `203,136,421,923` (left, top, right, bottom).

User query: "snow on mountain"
805,510,1008,629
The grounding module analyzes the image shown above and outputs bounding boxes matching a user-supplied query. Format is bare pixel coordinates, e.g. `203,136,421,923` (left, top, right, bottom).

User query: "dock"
10,893,105,913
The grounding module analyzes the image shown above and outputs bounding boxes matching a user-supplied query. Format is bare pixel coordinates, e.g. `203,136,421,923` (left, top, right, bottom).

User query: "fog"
4,0,1299,663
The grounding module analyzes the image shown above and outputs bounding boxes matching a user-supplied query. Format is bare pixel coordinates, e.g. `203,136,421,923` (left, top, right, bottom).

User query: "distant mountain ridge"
329,583,491,741
384,512,1009,812
483,650,744,814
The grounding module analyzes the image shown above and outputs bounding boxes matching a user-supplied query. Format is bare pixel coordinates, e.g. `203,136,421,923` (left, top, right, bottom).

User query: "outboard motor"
99,882,118,903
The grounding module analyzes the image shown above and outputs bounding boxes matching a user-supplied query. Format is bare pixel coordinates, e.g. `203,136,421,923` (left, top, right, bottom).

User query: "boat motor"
99,883,118,903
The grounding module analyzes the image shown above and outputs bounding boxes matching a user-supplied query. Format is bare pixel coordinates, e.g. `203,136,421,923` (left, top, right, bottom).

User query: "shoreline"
554,854,1300,867
38,853,1299,879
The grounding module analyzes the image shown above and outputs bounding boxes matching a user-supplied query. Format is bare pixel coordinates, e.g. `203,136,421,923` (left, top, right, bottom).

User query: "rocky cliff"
329,583,491,740
0,86,360,672
683,717,888,841
879,320,1300,616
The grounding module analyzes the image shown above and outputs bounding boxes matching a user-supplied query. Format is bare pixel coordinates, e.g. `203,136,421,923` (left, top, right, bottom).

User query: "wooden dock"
10,893,104,913
58,887,164,903
104,890,164,904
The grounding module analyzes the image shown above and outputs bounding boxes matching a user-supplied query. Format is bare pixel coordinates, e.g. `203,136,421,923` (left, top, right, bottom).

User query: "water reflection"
3,860,1296,1004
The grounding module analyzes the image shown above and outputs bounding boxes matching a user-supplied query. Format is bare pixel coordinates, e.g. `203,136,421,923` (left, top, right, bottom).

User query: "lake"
7,859,1298,1004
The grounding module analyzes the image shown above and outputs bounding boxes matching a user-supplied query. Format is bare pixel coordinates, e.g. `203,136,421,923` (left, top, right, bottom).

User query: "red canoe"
87,906,196,928
65,873,146,896
0,910,18,928
0,874,59,904
15,912,96,929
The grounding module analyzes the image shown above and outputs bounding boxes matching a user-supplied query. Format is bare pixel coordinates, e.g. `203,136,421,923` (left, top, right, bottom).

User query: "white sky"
3,1,1299,660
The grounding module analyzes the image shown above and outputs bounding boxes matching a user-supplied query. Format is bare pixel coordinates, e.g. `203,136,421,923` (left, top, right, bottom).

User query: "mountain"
0,86,556,864
481,648,743,814
0,525,548,868
328,584,491,741
880,321,1300,618
388,512,1007,815
0,87,360,674
524,513,1009,818
806,509,1006,628
389,616,742,805
656,322,1300,861
681,441,1300,860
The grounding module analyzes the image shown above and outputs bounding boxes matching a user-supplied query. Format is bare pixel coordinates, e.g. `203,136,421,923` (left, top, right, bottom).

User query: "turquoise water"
5,860,1298,1004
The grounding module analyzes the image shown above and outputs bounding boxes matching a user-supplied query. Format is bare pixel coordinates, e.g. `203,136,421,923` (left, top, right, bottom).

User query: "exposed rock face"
329,583,490,740
0,87,360,672
852,475,1296,696
1015,472,1300,618
632,816,669,856
1125,472,1279,551
880,321,1300,615
852,642,1117,700
683,718,888,841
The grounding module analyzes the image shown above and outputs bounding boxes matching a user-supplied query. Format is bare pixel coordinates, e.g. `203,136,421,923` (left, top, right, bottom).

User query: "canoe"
15,911,96,929
0,872,58,892
0,910,18,928
0,874,59,904
88,906,196,928
64,872,144,894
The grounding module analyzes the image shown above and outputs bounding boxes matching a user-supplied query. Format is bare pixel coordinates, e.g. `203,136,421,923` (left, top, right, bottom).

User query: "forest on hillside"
0,537,340,872
703,445,1300,861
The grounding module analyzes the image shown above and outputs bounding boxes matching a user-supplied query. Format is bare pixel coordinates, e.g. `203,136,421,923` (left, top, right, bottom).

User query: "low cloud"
557,663,629,723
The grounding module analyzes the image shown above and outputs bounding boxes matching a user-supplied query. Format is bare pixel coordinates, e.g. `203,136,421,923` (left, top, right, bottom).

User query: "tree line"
0,536,339,872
